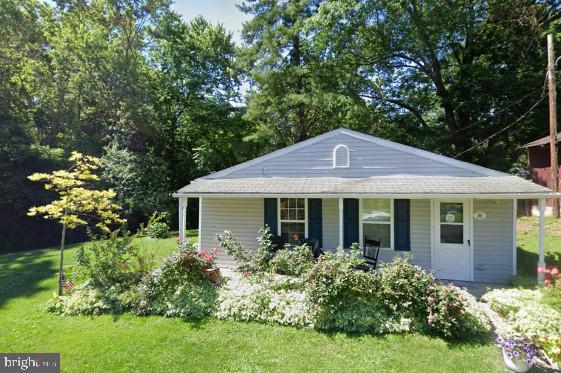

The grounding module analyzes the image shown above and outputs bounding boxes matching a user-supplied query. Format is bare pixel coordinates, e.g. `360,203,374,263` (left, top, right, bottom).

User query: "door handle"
468,239,471,246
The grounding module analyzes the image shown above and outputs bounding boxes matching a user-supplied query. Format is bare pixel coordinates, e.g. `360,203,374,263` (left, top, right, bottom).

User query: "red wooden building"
523,133,561,215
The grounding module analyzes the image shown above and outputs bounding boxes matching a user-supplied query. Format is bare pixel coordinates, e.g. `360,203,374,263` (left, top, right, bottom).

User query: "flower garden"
50,228,490,339
44,225,561,371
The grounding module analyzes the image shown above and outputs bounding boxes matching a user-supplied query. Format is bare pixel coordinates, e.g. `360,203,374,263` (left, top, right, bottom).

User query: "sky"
171,1,251,44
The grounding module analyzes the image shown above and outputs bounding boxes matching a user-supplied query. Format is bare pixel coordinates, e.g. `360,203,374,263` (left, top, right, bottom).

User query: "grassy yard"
0,230,507,372
516,216,561,286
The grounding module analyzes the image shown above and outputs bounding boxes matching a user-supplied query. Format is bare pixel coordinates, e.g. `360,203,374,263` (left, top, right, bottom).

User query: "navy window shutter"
308,199,322,247
264,198,278,235
343,199,359,248
394,199,410,251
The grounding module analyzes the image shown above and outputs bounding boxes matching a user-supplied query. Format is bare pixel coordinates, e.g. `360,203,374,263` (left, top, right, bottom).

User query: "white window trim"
278,197,308,240
332,144,350,168
359,198,394,250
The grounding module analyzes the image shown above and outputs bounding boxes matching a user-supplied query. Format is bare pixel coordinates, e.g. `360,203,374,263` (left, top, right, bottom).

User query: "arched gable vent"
333,144,350,168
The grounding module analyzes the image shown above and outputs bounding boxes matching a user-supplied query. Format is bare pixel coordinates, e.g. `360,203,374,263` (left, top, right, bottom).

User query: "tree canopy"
2,0,561,251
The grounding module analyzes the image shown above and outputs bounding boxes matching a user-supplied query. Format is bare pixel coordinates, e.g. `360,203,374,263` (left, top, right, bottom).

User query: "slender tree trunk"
58,224,66,296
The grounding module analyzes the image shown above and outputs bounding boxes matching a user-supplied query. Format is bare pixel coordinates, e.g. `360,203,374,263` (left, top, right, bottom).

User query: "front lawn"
516,216,561,286
0,233,506,372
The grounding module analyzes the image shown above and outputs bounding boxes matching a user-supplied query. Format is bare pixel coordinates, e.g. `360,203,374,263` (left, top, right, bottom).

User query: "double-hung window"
361,199,392,249
279,198,306,243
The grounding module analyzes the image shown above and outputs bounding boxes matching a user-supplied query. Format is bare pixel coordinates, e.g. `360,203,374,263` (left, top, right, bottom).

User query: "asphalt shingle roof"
176,176,557,197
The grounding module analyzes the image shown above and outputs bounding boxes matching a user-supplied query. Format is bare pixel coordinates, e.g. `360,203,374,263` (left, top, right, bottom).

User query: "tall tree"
311,0,561,170
239,0,378,149
151,14,256,190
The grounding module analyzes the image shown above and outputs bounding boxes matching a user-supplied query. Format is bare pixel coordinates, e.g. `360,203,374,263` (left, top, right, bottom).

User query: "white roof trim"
204,130,340,179
202,128,507,179
339,129,506,176
173,192,559,199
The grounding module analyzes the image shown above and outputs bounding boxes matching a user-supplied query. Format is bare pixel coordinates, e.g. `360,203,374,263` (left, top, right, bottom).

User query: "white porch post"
338,197,344,249
538,198,546,284
198,197,203,251
178,197,187,246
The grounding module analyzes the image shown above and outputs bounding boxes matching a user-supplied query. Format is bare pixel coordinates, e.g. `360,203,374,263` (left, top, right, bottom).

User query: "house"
522,132,561,216
174,128,558,284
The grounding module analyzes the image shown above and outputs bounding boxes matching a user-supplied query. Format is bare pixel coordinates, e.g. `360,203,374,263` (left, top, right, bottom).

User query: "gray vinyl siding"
473,199,514,284
200,198,263,258
377,199,431,269
220,133,481,178
322,198,339,250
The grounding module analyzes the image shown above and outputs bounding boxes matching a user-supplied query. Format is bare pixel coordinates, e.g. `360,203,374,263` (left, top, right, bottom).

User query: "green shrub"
426,285,490,340
135,244,221,319
305,249,384,332
217,230,252,271
270,244,314,276
144,211,170,239
75,229,144,289
377,257,439,320
48,283,141,316
254,226,277,269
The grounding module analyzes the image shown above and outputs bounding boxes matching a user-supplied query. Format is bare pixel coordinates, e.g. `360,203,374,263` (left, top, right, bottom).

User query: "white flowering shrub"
483,288,561,338
48,283,140,316
482,289,542,318
513,304,561,337
215,272,312,328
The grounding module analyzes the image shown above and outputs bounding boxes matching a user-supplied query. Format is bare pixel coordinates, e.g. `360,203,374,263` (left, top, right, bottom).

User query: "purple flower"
512,351,520,357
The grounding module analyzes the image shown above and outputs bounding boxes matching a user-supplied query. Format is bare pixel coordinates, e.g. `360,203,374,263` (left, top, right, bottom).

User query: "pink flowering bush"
305,254,490,339
542,265,561,313
135,243,222,318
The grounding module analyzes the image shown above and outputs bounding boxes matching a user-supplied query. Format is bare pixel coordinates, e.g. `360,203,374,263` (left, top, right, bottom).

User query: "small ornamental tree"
27,152,126,295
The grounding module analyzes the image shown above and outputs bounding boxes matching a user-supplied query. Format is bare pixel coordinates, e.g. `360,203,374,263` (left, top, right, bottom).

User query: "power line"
452,71,549,158
453,93,547,159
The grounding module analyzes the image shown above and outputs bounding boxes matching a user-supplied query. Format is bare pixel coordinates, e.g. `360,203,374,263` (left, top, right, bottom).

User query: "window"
439,202,464,244
280,198,306,243
361,199,392,249
333,144,350,168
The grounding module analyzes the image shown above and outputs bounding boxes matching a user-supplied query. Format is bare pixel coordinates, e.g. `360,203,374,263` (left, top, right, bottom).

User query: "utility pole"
547,34,560,218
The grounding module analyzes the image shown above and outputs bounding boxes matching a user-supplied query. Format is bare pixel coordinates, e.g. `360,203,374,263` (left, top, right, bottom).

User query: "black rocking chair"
361,236,381,271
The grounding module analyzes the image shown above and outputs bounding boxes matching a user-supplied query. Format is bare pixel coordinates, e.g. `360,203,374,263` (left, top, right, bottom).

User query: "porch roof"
174,175,559,199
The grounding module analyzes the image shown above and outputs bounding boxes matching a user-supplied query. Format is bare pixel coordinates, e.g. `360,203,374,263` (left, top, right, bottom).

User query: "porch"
176,195,549,284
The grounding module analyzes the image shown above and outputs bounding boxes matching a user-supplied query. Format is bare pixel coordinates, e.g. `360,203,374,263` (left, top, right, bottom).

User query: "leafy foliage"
75,229,146,289
216,230,253,270
144,212,170,239
135,244,221,319
270,245,314,276
254,226,277,269
27,152,125,232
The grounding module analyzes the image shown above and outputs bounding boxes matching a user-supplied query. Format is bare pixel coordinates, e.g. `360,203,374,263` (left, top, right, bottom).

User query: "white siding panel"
473,199,514,283
201,198,263,259
322,198,339,250
225,134,481,178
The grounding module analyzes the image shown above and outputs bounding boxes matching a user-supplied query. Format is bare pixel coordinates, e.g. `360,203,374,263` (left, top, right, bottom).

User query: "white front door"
433,200,472,281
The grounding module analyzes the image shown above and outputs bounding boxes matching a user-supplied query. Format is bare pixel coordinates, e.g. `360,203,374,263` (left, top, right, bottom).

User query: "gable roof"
204,128,506,179
522,132,561,148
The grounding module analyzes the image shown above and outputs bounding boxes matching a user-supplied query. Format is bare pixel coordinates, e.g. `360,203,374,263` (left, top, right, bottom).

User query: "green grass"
0,230,507,372
515,216,561,286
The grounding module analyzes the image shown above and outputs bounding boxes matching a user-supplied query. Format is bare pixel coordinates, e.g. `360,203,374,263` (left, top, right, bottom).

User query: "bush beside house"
50,227,492,343
483,268,561,367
